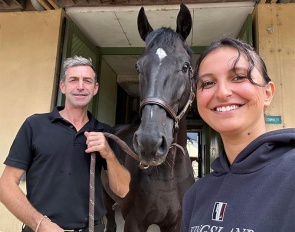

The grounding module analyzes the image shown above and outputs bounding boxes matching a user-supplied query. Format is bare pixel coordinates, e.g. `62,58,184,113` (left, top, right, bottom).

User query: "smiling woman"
195,45,274,149
181,37,295,232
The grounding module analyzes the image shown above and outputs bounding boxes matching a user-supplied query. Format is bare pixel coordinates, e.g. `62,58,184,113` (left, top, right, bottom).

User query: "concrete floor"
105,208,160,232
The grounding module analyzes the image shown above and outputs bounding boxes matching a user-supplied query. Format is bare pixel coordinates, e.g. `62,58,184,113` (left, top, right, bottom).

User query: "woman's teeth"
215,105,239,112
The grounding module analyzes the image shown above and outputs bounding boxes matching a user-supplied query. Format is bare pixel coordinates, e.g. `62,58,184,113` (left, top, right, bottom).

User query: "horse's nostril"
158,136,167,154
133,133,139,148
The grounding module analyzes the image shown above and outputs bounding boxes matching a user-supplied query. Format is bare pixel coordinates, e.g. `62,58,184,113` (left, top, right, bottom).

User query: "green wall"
96,59,117,126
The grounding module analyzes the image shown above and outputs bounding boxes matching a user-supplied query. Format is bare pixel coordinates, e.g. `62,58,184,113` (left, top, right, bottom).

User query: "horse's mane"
145,27,193,58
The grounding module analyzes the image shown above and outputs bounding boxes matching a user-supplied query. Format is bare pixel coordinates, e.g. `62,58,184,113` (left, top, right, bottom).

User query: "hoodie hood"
212,128,295,175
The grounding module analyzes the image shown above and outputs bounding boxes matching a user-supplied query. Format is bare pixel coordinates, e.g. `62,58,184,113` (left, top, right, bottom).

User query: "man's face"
60,65,98,108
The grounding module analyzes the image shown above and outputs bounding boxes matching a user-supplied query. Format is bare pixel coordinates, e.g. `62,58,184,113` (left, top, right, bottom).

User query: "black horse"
103,4,196,232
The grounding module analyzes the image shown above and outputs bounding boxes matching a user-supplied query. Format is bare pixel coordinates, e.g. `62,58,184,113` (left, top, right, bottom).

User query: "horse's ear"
176,4,192,41
137,7,154,41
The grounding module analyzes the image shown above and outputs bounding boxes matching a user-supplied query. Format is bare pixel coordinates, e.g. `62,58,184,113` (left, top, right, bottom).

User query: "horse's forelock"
145,27,192,58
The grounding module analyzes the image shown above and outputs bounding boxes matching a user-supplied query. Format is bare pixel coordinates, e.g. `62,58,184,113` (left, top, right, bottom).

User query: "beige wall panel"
254,4,295,130
0,10,64,231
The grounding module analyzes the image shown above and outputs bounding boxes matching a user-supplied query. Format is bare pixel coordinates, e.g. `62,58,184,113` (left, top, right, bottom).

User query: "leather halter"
139,66,194,131
137,65,194,169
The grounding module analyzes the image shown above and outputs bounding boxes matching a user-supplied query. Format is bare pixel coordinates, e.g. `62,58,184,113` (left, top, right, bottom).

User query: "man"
0,56,130,232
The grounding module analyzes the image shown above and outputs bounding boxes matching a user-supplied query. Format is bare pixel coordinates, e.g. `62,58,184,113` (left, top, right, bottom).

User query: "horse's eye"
182,63,190,73
135,62,140,74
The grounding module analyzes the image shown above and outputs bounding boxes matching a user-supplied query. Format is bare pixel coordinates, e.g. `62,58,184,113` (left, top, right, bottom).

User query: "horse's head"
133,4,196,167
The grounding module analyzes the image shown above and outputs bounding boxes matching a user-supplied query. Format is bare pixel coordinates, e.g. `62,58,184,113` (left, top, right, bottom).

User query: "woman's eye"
232,75,248,82
199,80,215,89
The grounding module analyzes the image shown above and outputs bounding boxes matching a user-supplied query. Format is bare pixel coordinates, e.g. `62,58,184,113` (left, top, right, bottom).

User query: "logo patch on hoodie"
212,202,227,221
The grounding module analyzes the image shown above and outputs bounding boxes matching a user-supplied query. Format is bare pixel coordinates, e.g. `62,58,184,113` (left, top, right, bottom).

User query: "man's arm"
85,131,130,198
103,152,130,198
0,166,63,231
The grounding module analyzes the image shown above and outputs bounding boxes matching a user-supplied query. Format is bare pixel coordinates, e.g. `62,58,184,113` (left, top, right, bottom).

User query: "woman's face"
196,47,274,136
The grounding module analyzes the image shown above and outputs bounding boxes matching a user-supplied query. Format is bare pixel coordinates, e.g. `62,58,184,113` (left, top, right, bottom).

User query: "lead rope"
88,133,140,232
89,152,96,232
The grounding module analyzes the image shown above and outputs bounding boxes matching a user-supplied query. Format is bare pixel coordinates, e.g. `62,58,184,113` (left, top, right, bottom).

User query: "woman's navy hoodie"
181,128,295,232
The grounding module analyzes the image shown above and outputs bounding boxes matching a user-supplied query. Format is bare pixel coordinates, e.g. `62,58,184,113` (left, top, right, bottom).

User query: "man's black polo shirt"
4,106,121,229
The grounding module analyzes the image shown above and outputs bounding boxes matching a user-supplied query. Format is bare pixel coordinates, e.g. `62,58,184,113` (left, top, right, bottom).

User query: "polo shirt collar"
49,106,105,130
49,106,64,121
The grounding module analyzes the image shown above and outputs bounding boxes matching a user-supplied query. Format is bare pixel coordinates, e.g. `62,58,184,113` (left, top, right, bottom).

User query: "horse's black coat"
103,4,195,232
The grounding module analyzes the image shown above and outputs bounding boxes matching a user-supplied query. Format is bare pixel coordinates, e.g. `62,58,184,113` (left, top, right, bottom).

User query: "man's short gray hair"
62,55,97,82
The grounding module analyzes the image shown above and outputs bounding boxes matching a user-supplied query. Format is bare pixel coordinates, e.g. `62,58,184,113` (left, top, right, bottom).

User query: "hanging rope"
88,152,96,232
88,132,139,232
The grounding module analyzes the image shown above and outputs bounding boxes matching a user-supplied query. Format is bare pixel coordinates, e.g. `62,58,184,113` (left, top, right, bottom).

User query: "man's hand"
84,131,115,160
84,131,130,198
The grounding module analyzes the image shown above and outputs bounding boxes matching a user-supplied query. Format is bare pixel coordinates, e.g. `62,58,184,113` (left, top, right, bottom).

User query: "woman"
181,37,295,231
